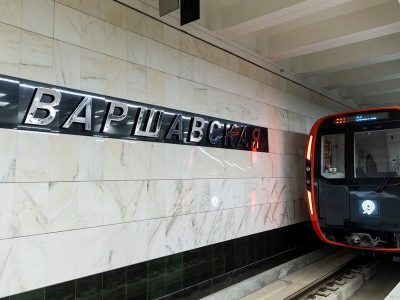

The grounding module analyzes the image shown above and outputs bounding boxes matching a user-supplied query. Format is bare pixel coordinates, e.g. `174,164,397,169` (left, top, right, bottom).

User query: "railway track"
289,257,375,300
241,250,377,300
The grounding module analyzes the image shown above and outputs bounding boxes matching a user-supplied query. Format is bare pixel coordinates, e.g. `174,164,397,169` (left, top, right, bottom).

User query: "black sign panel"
0,75,268,152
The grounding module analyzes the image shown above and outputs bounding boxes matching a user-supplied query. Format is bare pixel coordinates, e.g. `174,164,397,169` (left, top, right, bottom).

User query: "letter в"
189,117,205,142
24,87,61,126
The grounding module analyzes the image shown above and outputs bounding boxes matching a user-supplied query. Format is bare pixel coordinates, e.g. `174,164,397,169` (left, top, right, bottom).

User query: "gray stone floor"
350,259,400,300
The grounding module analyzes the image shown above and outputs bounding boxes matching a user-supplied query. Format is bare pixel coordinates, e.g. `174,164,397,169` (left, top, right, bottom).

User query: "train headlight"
307,190,313,215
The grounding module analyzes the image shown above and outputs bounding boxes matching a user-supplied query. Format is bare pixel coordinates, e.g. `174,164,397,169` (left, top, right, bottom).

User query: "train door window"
354,129,400,178
321,134,345,179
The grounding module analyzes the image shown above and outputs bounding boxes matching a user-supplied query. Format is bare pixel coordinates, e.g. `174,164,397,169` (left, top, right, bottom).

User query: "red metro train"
306,107,400,251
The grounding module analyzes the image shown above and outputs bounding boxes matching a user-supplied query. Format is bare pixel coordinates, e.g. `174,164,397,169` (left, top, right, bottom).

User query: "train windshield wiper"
376,157,400,193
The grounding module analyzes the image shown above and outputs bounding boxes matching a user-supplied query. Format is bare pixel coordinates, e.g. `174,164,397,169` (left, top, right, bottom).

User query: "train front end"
306,107,400,251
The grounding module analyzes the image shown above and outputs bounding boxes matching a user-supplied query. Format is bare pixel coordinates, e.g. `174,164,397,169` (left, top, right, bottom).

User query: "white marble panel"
81,13,106,53
126,7,146,36
148,181,166,219
176,79,208,115
76,135,95,181
234,204,275,238
0,235,46,298
46,230,77,285
0,23,21,77
147,39,179,76
243,178,264,207
179,52,194,81
54,2,82,46
194,179,212,213
127,220,148,265
194,57,208,85
104,223,129,270
147,218,167,260
247,152,273,178
106,23,128,60
164,144,196,179
127,62,146,102
105,0,127,29
126,180,150,221
162,179,195,216
222,148,251,179
286,110,307,134
81,0,106,20
20,31,54,85
54,41,81,90
209,179,242,210
106,56,128,99
0,0,22,28
127,31,147,66
271,154,302,178
76,226,107,279
56,0,82,10
0,239,12,297
195,147,225,179
268,201,294,228
103,138,129,180
146,18,180,49
22,0,54,37
93,137,105,180
127,141,166,180
78,181,104,228
103,180,127,224
146,68,180,107
126,141,150,180
80,48,106,95
16,131,50,182
165,213,197,254
202,209,234,245
49,133,79,181
0,183,14,239
48,182,79,232
13,183,48,237
0,129,16,182
166,209,235,254
263,177,297,204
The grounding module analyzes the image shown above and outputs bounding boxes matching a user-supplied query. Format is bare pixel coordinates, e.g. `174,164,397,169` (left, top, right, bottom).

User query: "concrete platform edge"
201,246,336,300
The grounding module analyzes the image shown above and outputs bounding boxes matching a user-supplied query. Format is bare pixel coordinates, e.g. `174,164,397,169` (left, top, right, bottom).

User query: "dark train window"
354,128,400,178
321,134,345,179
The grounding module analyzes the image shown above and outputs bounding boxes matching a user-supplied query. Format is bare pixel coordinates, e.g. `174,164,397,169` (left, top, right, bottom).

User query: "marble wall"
0,0,349,297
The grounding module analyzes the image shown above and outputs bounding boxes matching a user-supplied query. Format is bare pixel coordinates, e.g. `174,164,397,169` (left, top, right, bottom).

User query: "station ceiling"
122,0,400,109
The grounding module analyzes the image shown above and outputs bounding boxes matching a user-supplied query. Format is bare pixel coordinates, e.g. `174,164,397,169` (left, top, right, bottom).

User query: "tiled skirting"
2,221,321,300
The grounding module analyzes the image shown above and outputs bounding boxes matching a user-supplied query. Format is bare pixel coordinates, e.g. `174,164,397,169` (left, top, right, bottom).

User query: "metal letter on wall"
103,101,128,133
24,87,61,126
189,117,205,142
134,107,164,138
62,96,92,131
208,120,223,144
166,113,183,141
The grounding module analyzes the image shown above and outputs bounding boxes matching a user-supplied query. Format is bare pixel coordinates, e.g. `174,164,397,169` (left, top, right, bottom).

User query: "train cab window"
354,129,400,178
321,134,345,179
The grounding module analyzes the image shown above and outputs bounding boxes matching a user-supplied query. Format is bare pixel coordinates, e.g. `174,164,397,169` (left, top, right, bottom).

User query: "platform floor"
350,258,400,300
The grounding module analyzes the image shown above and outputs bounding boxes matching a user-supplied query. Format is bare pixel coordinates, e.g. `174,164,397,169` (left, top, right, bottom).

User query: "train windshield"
354,128,400,178
321,134,345,179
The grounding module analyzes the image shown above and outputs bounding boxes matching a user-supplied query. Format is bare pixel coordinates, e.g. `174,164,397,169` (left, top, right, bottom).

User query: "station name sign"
0,75,268,152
